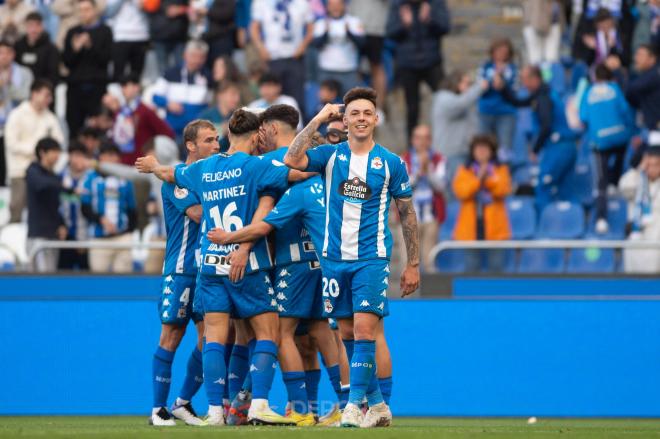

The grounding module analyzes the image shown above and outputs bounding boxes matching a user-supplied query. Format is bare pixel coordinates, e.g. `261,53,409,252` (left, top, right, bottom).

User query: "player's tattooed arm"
395,196,420,297
285,103,344,170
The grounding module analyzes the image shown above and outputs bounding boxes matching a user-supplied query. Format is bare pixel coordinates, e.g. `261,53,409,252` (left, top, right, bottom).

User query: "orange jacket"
452,164,512,241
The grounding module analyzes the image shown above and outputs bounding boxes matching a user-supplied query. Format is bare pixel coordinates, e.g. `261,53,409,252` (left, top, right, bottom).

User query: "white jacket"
4,101,65,179
619,168,660,273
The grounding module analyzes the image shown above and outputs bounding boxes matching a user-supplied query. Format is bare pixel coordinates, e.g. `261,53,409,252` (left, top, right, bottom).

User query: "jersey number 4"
209,202,244,231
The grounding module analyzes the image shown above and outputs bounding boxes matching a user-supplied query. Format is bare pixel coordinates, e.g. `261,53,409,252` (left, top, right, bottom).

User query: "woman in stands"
452,134,512,272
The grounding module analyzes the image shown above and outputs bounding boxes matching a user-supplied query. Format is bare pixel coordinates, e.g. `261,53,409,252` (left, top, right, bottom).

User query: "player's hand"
492,73,504,90
167,102,184,114
227,246,249,283
313,103,344,124
57,225,68,240
100,217,117,235
135,155,159,173
400,263,420,297
207,227,230,245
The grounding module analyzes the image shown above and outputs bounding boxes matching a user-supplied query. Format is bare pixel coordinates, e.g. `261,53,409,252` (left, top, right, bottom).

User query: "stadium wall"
2,275,660,417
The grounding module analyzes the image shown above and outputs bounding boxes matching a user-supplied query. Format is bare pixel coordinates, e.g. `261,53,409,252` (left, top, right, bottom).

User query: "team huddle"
136,87,420,428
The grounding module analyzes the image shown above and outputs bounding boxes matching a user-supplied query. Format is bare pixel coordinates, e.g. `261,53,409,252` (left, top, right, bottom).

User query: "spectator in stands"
5,79,62,223
104,74,175,165
26,137,67,272
62,0,113,139
581,8,630,68
496,65,578,211
631,0,660,54
0,0,35,43
348,0,389,113
199,81,241,144
211,55,253,104
312,0,365,96
452,134,511,272
204,0,236,63
52,0,106,49
0,40,33,189
386,0,450,138
59,141,90,270
432,69,488,188
311,78,341,127
478,38,517,164
620,146,660,273
81,142,137,273
77,126,105,156
250,0,314,114
106,0,149,80
523,0,564,65
402,124,446,272
14,12,59,86
579,63,634,234
152,39,211,149
146,0,188,72
249,72,302,128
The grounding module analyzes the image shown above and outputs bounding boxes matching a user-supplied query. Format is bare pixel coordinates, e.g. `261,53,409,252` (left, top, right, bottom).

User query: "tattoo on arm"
395,197,420,266
285,120,321,169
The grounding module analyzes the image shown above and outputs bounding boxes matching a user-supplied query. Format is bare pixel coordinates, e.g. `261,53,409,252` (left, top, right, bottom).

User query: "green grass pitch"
3,417,660,438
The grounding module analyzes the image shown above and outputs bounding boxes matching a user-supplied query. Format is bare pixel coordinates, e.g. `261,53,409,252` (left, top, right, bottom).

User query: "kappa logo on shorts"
270,299,277,307
264,275,271,284
277,280,288,289
278,304,286,312
163,286,173,295
268,287,275,295
163,298,170,306
276,292,287,301
381,290,387,297
279,269,290,277
214,377,226,385
228,373,239,380
162,311,169,319
378,302,384,310
382,278,389,286
165,275,173,282
383,266,390,273
324,299,333,313
360,300,370,307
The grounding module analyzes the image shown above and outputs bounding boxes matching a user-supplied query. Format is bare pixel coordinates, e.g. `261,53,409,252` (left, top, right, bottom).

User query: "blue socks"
304,369,321,414
223,344,233,401
241,338,256,392
366,370,384,406
283,371,310,414
228,344,249,400
203,342,226,406
379,376,393,405
152,346,175,408
251,340,278,400
178,347,203,402
342,339,355,364
348,340,377,406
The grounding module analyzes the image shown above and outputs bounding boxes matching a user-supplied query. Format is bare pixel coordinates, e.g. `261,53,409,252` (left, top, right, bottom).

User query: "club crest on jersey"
324,299,333,313
338,177,372,203
174,186,189,199
371,157,383,170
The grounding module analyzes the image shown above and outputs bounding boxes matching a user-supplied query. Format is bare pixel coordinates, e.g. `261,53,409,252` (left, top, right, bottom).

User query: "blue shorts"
320,259,391,319
274,260,324,320
196,272,277,319
159,274,203,325
192,271,203,316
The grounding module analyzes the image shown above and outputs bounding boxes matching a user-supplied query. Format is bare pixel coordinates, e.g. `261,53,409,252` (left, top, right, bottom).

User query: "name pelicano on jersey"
201,168,247,201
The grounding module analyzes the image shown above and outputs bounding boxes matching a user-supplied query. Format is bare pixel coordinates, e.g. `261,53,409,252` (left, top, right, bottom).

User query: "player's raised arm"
284,103,344,170
135,155,175,183
395,196,420,297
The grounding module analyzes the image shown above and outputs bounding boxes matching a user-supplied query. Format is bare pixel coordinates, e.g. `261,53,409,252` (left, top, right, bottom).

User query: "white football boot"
340,403,364,428
360,402,392,428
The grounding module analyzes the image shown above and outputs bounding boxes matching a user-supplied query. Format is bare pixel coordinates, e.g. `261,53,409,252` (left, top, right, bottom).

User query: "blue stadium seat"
506,196,536,239
587,197,628,239
435,249,466,273
517,249,566,273
538,201,585,239
566,247,616,273
439,201,460,241
564,161,595,207
511,107,533,167
548,62,567,98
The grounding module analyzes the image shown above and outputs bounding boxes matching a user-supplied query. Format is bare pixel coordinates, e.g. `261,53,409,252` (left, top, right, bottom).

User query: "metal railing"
429,239,660,263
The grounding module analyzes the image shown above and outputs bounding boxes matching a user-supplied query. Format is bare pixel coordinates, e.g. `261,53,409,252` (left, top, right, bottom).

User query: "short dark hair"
183,119,216,145
259,104,299,130
78,0,96,6
78,126,103,138
594,63,614,81
320,79,341,96
488,37,514,62
0,40,14,51
524,65,544,81
30,78,53,94
228,109,260,136
99,141,121,156
594,7,613,23
119,73,140,86
637,43,658,58
68,141,89,156
440,69,467,93
25,11,43,22
646,146,660,156
258,72,282,86
35,137,61,160
216,81,240,95
343,87,377,108
468,134,499,164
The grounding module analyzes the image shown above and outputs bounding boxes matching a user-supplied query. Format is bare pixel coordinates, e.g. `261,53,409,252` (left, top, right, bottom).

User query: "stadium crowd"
0,0,659,274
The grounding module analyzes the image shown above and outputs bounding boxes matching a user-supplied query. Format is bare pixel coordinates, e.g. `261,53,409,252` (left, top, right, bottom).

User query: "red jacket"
116,102,175,165
402,150,446,224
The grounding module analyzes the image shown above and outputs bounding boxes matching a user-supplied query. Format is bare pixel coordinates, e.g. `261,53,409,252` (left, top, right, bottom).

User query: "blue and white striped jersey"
174,151,290,277
263,147,319,266
305,141,412,262
60,168,87,241
162,164,201,276
80,171,136,238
